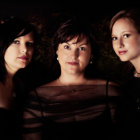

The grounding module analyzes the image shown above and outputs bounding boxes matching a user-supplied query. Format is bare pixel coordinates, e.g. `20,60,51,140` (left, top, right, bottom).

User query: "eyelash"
63,45,86,51
12,40,34,47
123,34,130,38
112,37,117,41
12,40,19,44
26,42,34,47
112,34,131,41
79,47,86,51
64,45,69,49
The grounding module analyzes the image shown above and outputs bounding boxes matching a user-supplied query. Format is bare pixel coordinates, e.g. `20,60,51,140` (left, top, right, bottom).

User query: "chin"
18,63,27,69
119,58,129,62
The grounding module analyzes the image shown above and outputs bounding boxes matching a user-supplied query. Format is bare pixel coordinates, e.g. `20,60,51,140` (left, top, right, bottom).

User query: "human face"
56,36,92,75
4,31,34,74
111,18,140,62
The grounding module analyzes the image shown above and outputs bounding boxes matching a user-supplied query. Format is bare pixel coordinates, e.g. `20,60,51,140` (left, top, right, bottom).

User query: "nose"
118,38,124,48
20,43,27,53
71,49,79,60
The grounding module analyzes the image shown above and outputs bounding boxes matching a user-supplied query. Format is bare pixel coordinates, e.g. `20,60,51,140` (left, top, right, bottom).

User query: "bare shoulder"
88,78,120,86
88,78,121,96
108,81,120,87
87,78,107,85
108,81,121,96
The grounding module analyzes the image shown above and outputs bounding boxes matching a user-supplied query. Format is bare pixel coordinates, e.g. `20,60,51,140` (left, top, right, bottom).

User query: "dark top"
0,108,15,140
23,81,121,140
117,76,140,140
0,96,20,140
2,77,30,140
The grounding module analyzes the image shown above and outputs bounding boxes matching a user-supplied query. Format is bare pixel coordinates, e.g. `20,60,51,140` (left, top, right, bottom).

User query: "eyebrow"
66,41,88,46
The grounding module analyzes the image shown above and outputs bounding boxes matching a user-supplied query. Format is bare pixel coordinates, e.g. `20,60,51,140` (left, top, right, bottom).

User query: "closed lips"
67,62,78,65
118,50,128,55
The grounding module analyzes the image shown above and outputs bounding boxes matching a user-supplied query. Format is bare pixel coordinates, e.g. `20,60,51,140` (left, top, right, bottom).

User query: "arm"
0,82,13,109
22,90,44,140
108,81,122,123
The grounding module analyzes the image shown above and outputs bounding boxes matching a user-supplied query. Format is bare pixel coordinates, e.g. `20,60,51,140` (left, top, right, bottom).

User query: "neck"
7,72,15,79
4,69,16,85
5,63,18,77
5,74,13,84
58,73,87,86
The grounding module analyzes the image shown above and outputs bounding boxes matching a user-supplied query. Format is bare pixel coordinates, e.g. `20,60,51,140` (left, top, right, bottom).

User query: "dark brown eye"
64,45,70,49
26,42,34,47
123,34,130,38
12,40,20,44
79,47,86,51
112,37,117,41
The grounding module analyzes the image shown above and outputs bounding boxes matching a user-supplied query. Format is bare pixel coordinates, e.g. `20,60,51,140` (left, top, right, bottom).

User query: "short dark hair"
52,16,96,55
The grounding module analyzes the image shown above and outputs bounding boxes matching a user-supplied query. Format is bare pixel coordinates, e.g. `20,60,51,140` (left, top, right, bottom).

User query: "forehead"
17,31,34,39
112,18,136,34
66,36,88,45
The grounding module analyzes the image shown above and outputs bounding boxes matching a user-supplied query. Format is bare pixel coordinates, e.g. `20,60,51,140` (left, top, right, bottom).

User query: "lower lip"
18,58,27,62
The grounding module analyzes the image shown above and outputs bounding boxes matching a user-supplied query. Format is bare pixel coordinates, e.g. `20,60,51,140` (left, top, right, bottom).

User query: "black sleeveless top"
117,77,140,140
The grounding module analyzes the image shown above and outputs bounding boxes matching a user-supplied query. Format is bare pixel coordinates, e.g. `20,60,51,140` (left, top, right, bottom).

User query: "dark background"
0,1,139,20
1,1,139,87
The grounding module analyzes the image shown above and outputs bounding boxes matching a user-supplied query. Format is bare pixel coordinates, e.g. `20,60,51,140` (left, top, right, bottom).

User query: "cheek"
58,53,67,65
28,48,34,58
112,45,118,55
4,53,14,65
132,45,140,54
4,55,9,63
58,50,67,58
29,48,34,54
132,39,140,50
80,55,90,65
4,48,15,61
31,51,34,57
112,42,116,50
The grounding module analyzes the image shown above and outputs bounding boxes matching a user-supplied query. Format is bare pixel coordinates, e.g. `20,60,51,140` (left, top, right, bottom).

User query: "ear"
56,50,58,55
90,54,93,59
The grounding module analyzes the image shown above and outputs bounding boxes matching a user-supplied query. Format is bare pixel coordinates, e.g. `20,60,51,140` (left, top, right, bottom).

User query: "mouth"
118,50,128,55
18,56,29,62
67,62,79,65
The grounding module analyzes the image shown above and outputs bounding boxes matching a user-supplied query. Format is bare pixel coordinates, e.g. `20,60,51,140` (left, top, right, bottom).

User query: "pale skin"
111,18,140,73
56,36,92,85
49,36,93,86
0,32,34,109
